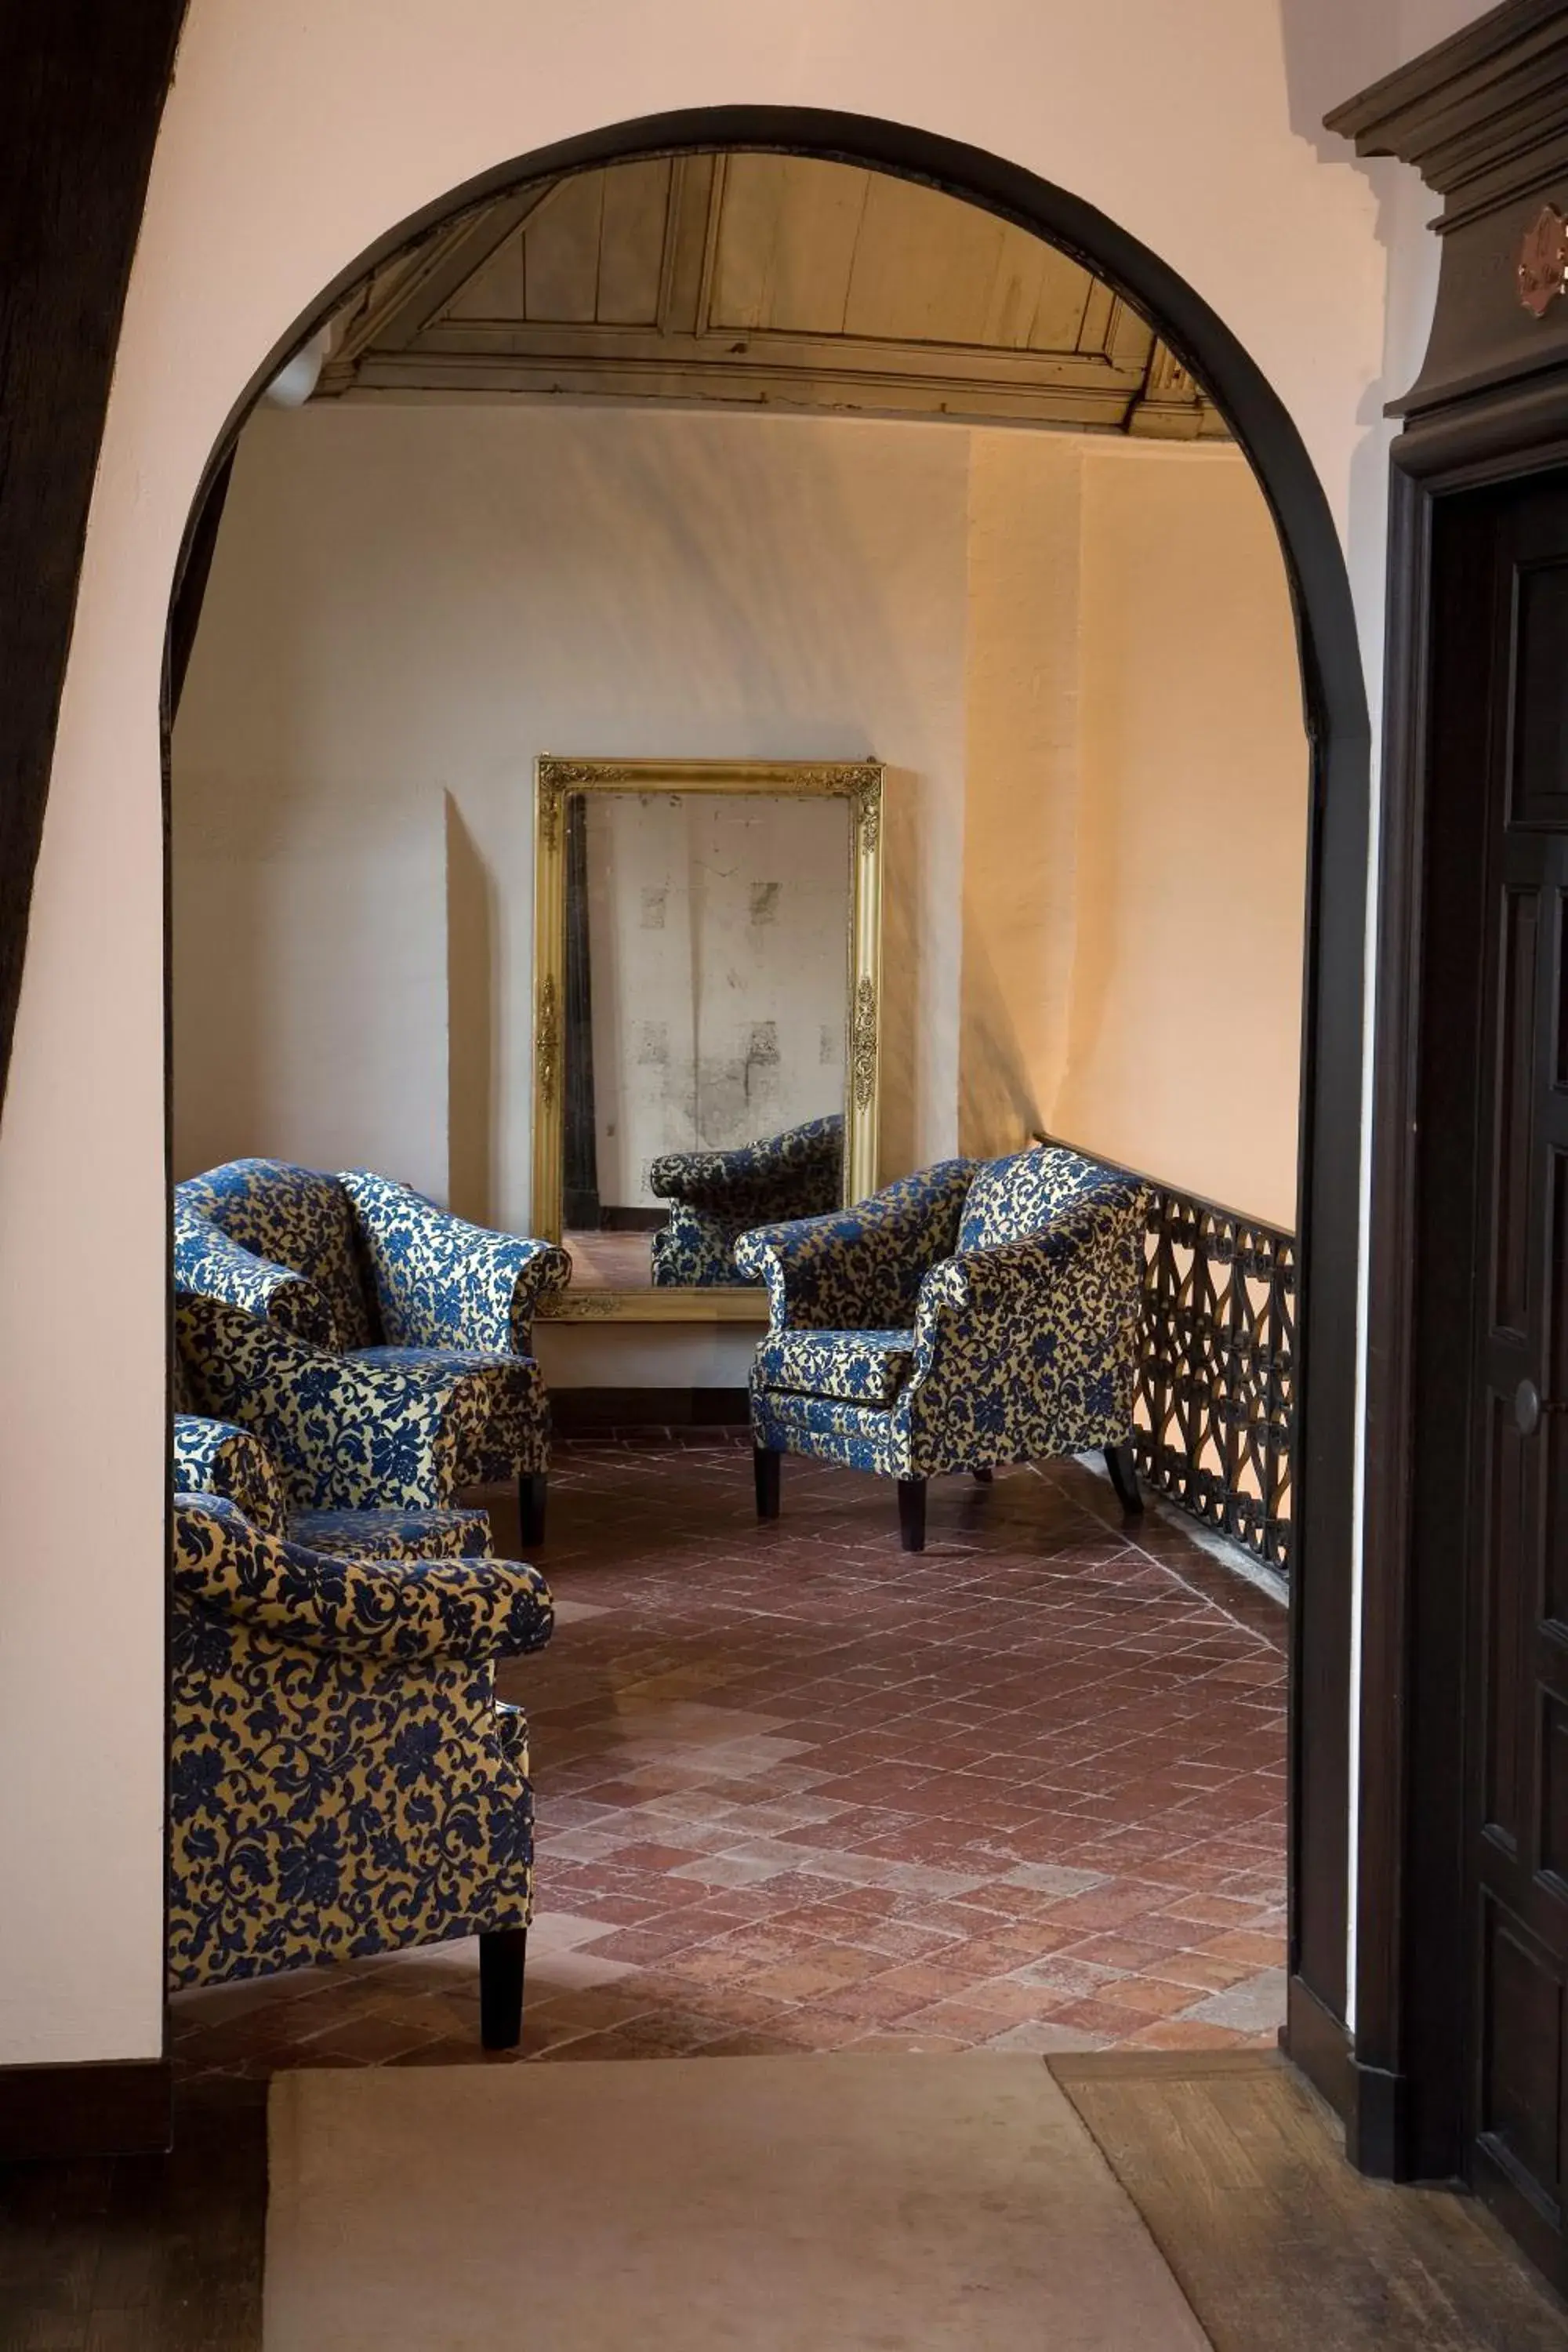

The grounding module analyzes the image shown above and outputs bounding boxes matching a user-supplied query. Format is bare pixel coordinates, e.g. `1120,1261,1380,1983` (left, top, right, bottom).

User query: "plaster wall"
173,401,970,1217
0,0,1495,2066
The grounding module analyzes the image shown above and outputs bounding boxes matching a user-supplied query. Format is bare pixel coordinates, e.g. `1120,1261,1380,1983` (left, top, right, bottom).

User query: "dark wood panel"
0,0,189,1120
546,1387,750,1434
1512,561,1568,828
0,2060,169,2163
1481,1904,1564,2222
1541,1692,1568,1888
1484,1394,1526,1848
1053,2050,1568,2351
0,2078,264,2350
1494,888,1539,1340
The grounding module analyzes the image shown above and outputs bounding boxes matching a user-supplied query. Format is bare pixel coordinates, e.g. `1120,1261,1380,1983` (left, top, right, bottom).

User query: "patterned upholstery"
753,1328,914,1406
169,1494,549,1991
175,1289,550,1502
743,1145,1148,1483
174,1157,571,1354
648,1114,845,1287
956,1144,1114,1250
172,1412,290,1536
736,1159,975,1330
175,1410,495,1562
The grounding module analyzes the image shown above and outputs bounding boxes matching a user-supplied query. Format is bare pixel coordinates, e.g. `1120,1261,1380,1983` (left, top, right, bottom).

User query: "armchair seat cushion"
289,1504,495,1563
754,1327,914,1406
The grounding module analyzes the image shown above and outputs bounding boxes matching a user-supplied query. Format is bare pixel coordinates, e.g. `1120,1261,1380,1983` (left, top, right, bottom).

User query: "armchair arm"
735,1159,974,1331
648,1114,844,1220
172,1203,336,1345
172,1497,554,1663
172,1414,289,1537
339,1171,572,1352
907,1183,1148,1458
175,1290,486,1508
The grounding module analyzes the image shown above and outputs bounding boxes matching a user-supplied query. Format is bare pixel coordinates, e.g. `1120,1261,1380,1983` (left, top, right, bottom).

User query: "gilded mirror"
531,758,884,1320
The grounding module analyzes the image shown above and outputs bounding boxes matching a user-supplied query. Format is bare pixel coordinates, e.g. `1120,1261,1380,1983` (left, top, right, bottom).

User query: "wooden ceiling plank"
597,156,672,325
524,170,606,323
332,183,561,372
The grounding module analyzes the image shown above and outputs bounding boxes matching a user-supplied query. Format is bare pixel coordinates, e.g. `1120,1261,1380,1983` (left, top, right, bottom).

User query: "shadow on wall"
877,765,921,1185
445,791,495,1225
956,919,1043,1160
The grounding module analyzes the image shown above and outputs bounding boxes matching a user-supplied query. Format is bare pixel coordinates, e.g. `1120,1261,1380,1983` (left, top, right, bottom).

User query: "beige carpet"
265,2054,1212,2350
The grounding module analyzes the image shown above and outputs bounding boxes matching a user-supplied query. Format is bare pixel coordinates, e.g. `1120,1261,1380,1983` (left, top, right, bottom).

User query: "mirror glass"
561,790,852,1291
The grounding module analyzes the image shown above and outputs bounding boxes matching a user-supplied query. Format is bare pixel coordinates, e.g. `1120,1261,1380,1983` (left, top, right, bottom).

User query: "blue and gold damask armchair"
176,1287,546,1532
648,1113,844,1287
736,1145,1149,1552
175,1160,571,1539
173,1410,495,1564
170,1494,552,2046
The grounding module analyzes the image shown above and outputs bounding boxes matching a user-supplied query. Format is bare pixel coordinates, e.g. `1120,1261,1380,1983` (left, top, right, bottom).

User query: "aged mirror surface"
532,758,884,1319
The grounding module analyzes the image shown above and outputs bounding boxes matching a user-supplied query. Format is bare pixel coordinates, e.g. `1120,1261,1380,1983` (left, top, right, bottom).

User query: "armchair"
173,1410,493,1563
170,1494,551,2045
648,1113,844,1287
737,1145,1149,1551
174,1160,571,1539
176,1288,546,1525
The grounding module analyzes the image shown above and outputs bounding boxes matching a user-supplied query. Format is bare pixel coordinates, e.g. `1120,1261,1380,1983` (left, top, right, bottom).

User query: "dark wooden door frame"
1354,401,1568,2187
1330,1,1568,2194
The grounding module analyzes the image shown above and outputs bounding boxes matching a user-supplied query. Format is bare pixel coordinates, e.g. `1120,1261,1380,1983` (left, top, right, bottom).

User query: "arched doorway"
166,107,1370,2102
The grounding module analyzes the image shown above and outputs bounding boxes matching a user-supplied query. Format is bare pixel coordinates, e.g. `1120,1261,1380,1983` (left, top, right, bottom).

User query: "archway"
166,106,1370,2100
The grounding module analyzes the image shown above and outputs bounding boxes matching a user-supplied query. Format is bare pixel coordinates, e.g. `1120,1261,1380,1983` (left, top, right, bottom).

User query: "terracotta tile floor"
170,1439,1287,2081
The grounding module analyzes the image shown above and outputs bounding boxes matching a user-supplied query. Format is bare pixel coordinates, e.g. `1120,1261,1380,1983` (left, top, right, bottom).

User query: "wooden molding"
1281,1972,1354,2126
0,2058,172,2161
320,151,1228,437
550,1386,749,1434
1328,2,1568,416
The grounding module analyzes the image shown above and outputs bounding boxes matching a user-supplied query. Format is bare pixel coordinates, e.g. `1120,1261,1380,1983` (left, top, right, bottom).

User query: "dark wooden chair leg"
1105,1442,1142,1516
971,1465,994,1483
898,1476,927,1552
754,1445,781,1521
518,1472,547,1547
479,1926,527,2049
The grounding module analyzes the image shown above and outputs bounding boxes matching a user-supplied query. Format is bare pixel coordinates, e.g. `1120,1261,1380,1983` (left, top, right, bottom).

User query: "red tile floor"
170,1438,1287,2080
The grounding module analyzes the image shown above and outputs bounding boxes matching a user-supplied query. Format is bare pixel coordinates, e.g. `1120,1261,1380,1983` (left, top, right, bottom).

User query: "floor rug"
264,2053,1211,2350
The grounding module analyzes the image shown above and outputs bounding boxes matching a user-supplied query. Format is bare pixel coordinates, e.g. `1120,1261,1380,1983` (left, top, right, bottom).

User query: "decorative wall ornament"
535,973,560,1109
1132,1185,1296,1578
1518,204,1568,318
851,976,879,1112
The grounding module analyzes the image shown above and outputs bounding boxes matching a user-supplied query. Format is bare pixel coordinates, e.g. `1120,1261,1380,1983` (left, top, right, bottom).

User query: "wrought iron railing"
1134,1185,1295,1577
1040,1136,1296,1579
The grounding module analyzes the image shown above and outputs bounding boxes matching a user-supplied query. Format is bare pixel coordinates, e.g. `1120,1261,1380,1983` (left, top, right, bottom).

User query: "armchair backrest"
957,1145,1127,1251
648,1112,844,1219
176,1158,374,1348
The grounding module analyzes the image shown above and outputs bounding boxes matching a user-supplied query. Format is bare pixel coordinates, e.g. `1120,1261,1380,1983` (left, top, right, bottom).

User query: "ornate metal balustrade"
1132,1185,1296,1578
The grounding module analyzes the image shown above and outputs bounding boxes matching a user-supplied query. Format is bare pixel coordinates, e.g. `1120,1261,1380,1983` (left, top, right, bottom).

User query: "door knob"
1516,1377,1541,1437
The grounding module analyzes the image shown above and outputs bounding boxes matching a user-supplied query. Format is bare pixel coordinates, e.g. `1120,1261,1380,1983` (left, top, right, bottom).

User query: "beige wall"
176,407,1302,1257
0,0,1497,2068
960,437,1306,1228
174,401,971,1223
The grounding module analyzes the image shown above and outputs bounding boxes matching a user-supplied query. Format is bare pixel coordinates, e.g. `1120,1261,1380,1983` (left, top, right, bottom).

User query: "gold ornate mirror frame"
531,756,884,1322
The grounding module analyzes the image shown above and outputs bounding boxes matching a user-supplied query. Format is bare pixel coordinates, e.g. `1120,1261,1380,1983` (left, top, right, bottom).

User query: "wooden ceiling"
321,154,1227,439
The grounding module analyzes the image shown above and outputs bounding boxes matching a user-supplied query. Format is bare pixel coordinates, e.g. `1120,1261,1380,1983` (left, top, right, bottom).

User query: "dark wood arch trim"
1,93,1372,2146
0,0,190,1129
165,107,1372,2084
